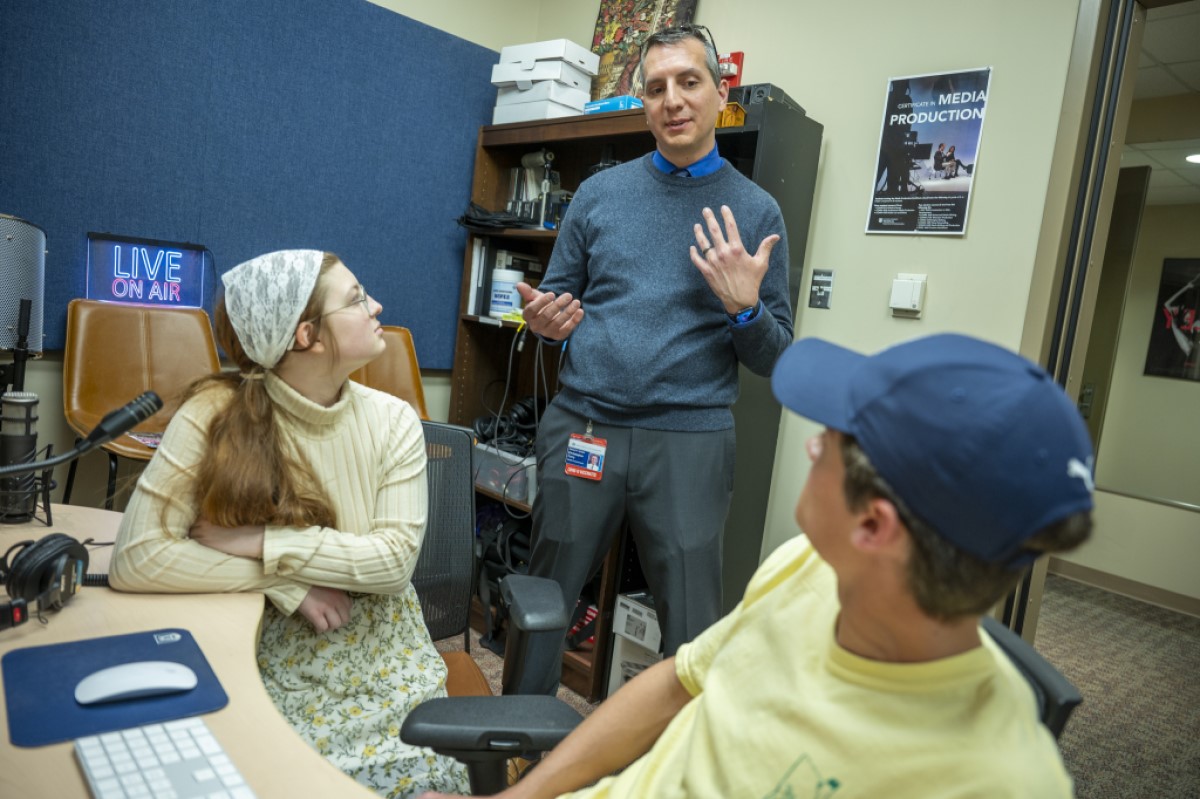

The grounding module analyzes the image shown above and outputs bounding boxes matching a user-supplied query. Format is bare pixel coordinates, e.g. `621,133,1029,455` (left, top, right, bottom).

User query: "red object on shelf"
718,52,744,88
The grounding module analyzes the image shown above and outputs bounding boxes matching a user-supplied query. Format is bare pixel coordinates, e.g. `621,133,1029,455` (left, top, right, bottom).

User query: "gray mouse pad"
3,628,227,747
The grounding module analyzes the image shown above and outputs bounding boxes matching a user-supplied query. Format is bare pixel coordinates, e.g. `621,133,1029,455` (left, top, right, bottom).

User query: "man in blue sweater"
516,25,794,695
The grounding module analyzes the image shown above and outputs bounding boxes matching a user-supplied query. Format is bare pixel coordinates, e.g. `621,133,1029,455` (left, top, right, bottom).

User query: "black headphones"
0,533,89,631
473,396,544,457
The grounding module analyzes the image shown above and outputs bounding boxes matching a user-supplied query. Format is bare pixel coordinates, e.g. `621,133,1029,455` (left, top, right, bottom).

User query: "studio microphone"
0,391,163,479
0,391,39,522
82,391,163,449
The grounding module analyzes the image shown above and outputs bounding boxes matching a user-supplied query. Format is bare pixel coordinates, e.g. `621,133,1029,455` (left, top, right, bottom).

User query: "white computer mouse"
74,660,198,705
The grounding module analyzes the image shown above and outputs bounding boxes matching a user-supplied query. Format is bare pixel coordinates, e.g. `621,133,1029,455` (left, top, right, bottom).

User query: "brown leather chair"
62,299,220,508
349,325,429,419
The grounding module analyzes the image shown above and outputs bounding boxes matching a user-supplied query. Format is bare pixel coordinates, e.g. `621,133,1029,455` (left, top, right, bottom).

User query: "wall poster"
1144,258,1200,382
866,67,991,236
590,0,698,101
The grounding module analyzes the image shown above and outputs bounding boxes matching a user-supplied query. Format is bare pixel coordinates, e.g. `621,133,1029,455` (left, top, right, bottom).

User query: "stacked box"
607,592,663,696
491,39,598,125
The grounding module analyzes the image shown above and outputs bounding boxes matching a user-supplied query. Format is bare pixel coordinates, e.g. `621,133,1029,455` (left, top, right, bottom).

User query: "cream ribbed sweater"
110,373,427,613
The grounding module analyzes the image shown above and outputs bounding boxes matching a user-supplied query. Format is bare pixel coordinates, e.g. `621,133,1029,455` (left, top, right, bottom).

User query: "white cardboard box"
613,592,661,652
496,81,590,111
607,634,663,697
492,99,582,125
499,39,599,76
491,60,592,92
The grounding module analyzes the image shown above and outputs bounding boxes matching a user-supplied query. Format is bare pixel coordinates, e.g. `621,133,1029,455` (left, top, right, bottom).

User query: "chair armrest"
498,575,571,696
401,695,582,755
501,574,570,632
981,616,1081,738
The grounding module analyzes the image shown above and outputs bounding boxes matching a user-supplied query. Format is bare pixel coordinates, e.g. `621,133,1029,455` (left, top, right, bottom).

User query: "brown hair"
839,435,1092,620
175,252,342,529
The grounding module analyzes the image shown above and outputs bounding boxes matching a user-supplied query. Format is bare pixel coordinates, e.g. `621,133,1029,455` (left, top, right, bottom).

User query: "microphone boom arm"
0,391,163,478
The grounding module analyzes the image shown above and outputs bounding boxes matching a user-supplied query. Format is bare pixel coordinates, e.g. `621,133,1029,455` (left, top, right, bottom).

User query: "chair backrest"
412,421,476,647
349,325,428,420
63,299,221,460
981,615,1082,739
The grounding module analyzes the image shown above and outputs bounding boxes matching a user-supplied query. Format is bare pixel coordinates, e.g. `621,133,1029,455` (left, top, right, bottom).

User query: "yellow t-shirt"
566,535,1074,799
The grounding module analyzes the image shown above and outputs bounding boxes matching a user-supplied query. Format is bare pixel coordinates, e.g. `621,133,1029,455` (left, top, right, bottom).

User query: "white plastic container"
489,269,524,318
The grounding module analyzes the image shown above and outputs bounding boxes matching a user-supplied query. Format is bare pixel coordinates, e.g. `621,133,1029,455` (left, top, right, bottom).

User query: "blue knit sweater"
540,153,793,432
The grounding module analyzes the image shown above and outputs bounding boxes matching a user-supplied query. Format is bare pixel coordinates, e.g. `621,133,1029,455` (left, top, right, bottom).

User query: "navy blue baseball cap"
772,334,1095,566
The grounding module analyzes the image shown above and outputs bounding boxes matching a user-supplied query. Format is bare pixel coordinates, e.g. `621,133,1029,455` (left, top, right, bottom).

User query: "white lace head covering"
221,250,324,369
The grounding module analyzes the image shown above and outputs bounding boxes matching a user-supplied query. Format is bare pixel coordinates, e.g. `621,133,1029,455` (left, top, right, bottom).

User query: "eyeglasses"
662,23,718,57
689,24,718,56
317,285,371,319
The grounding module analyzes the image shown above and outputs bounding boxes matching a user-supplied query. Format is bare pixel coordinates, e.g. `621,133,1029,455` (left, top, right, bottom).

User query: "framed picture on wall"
1143,257,1200,382
865,67,992,236
590,0,698,101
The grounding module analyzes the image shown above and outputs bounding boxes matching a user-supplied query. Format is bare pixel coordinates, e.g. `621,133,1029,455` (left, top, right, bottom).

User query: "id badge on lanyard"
565,421,606,481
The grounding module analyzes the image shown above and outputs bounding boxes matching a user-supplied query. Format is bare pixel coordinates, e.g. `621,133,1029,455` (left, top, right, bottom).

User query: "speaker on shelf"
726,83,806,118
0,214,46,354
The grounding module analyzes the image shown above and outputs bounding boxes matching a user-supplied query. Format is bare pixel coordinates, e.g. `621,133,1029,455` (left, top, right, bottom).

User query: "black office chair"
408,422,582,795
981,615,1082,739
414,422,473,639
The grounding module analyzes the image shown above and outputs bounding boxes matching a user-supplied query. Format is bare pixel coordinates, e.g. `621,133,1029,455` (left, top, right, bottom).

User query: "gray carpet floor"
441,574,1200,797
1036,574,1200,799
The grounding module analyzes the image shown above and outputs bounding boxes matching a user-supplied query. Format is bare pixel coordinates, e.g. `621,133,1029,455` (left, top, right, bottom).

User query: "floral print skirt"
257,586,469,798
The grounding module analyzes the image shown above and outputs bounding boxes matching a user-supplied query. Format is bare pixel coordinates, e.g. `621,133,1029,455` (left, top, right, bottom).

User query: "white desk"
0,505,374,798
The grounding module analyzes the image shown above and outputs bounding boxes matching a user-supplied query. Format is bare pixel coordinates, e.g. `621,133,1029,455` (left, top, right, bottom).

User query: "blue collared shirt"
652,144,722,177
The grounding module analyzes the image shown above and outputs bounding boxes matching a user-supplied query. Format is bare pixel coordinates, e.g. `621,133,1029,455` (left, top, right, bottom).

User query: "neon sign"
86,233,205,308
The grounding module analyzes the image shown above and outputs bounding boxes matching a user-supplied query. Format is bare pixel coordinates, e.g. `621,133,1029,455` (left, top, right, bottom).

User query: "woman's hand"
188,516,265,559
297,586,352,632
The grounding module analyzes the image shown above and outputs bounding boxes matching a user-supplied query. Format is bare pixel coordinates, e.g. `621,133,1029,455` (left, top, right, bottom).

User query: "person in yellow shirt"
423,333,1094,798
111,250,468,798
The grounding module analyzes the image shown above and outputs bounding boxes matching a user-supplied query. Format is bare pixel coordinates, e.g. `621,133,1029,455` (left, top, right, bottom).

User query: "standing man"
514,24,794,695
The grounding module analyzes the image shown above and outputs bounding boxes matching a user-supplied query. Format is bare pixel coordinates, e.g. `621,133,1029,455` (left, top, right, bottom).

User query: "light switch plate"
890,273,926,318
809,269,833,309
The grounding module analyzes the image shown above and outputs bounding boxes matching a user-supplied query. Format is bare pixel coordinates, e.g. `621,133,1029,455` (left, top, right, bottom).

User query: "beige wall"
1076,491,1199,600
365,0,539,51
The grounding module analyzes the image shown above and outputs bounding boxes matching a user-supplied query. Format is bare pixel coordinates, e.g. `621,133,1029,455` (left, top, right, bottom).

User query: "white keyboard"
74,717,256,799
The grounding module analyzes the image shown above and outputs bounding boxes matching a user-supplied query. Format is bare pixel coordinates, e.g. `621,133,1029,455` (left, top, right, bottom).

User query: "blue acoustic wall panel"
0,0,496,368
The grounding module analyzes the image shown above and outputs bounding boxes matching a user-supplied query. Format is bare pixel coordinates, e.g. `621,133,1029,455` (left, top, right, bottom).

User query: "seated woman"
110,250,468,798
945,144,972,178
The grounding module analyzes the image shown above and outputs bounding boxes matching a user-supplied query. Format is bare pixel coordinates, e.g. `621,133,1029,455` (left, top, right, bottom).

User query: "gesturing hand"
517,281,584,341
689,205,780,314
297,586,352,633
188,516,265,560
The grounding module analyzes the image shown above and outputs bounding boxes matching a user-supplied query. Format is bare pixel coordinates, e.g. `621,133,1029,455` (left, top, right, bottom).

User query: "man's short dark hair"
839,435,1092,620
639,25,721,86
